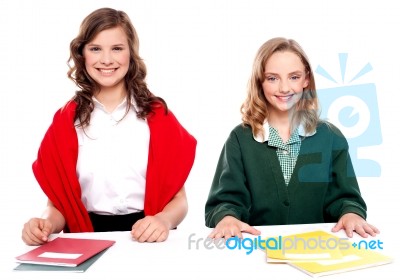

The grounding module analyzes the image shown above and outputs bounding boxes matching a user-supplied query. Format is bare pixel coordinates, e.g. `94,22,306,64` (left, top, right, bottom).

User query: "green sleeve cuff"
207,206,245,228
340,206,367,220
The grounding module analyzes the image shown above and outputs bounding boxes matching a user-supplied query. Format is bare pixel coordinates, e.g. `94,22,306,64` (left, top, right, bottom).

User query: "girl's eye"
266,76,277,82
290,75,300,80
113,47,123,51
89,47,101,52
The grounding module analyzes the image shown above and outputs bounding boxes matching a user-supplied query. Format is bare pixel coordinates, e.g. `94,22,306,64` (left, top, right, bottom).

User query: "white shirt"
75,97,149,215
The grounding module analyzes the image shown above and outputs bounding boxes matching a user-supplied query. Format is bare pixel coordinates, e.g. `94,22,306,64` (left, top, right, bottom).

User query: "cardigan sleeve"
32,101,94,232
144,106,197,215
323,125,367,221
205,129,252,227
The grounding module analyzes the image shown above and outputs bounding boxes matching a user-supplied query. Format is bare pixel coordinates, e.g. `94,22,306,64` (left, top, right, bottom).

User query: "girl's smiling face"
83,26,130,91
262,51,309,116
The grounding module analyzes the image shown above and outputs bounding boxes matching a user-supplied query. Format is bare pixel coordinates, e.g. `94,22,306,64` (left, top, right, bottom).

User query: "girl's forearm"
155,187,188,229
42,200,66,233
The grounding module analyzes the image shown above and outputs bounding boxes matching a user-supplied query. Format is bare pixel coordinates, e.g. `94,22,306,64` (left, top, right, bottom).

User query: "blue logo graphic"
316,53,382,177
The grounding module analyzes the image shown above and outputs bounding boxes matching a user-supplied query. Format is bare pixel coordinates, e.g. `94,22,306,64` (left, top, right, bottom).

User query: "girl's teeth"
100,69,114,73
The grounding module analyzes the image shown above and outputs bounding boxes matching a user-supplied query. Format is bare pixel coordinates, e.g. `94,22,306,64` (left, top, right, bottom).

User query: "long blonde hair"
241,37,320,139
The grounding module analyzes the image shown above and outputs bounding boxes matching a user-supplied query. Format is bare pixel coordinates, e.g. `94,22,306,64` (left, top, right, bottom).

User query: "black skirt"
88,211,145,232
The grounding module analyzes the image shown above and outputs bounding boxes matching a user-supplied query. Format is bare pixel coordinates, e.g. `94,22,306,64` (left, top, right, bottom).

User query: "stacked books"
263,230,393,277
14,237,115,272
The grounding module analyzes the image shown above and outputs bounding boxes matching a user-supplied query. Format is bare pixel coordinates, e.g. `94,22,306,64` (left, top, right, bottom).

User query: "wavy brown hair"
67,7,167,127
241,37,320,140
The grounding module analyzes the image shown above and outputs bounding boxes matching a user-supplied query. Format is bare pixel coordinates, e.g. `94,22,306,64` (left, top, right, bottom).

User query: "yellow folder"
263,230,393,277
265,230,345,262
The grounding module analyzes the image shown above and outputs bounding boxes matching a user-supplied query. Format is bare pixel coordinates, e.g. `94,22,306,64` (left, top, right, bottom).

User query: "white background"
1,0,399,265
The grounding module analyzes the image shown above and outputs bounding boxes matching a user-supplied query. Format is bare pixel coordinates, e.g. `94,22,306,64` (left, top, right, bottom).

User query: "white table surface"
3,223,398,279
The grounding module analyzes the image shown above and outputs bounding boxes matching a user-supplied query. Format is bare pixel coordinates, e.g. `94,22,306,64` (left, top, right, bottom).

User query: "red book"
16,237,115,267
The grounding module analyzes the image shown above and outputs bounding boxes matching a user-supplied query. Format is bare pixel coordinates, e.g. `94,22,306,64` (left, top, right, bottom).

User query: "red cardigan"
32,101,197,232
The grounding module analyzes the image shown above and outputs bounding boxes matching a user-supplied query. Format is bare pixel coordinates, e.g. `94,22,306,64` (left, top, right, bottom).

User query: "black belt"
88,211,145,232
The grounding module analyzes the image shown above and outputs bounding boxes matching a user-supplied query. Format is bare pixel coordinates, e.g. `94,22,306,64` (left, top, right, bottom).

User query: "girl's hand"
208,216,260,240
332,213,380,238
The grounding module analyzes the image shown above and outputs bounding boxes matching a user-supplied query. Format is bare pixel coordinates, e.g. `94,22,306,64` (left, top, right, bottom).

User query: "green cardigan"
205,122,367,227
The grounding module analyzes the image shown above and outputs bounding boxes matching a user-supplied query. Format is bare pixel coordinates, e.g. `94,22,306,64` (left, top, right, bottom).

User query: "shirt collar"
253,121,316,143
92,96,139,112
